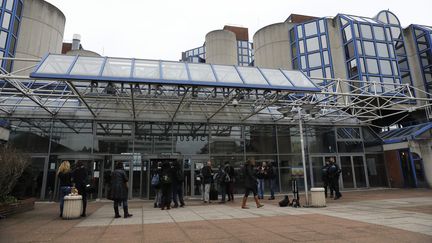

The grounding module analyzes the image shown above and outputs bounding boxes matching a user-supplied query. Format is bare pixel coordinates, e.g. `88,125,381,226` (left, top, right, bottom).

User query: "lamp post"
292,107,309,205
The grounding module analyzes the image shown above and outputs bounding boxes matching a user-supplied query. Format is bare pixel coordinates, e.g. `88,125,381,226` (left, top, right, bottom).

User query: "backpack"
279,195,290,207
151,174,160,187
160,173,171,184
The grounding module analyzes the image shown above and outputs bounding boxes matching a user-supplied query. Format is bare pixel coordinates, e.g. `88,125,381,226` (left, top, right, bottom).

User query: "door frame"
337,154,369,189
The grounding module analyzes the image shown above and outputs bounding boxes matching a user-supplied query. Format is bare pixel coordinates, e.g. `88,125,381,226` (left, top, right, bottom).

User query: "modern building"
1,5,432,202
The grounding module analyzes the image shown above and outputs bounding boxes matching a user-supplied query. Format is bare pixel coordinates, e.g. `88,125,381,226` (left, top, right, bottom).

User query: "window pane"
188,63,216,82
380,60,392,75
360,24,372,39
5,0,13,11
70,56,105,76
356,40,363,55
391,26,401,39
282,70,316,87
323,51,329,65
376,43,389,57
388,13,399,25
13,18,19,36
297,25,303,39
133,60,160,79
102,58,132,77
8,35,15,53
306,37,319,52
343,26,352,42
304,22,318,36
2,12,11,29
0,31,7,49
309,68,323,78
161,61,188,80
237,66,268,85
212,65,243,83
366,59,379,74
345,41,355,59
374,26,385,41
301,55,306,68
383,77,395,92
36,55,76,74
299,40,304,53
308,52,321,68
260,68,293,86
321,35,327,48
364,41,376,56
319,20,325,33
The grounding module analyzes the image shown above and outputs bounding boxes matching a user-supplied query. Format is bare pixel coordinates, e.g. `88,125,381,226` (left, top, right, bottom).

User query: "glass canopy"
30,54,320,92
380,122,432,144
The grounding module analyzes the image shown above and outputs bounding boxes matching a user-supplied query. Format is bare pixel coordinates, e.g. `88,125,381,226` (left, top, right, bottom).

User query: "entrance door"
29,156,50,200
399,150,415,187
340,156,354,188
310,156,324,187
339,155,368,189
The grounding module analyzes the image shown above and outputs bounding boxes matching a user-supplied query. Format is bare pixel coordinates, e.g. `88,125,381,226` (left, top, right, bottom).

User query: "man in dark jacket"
225,162,235,202
328,158,342,200
111,162,132,218
266,162,277,200
321,160,333,198
72,161,88,217
171,160,185,208
201,160,213,203
241,159,263,209
160,161,173,210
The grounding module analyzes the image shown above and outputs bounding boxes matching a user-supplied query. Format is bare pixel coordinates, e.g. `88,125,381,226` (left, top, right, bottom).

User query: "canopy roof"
30,54,320,92
380,122,432,144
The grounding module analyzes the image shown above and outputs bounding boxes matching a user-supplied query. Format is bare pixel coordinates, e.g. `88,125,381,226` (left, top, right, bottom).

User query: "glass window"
36,55,76,74
353,23,359,37
8,35,15,53
308,52,321,68
390,26,401,39
325,67,332,78
102,58,132,77
237,66,268,85
187,63,216,82
299,40,304,53
383,77,395,92
17,1,23,17
0,31,7,49
306,37,319,52
307,126,336,153
289,28,295,42
323,51,329,65
388,13,399,25
388,44,395,58
5,0,13,11
359,58,366,73
392,61,399,75
321,35,327,48
366,59,379,74
360,24,373,39
380,60,392,75
363,41,376,56
2,12,11,29
161,61,188,80
300,55,306,68
13,18,19,36
304,22,318,36
345,41,355,60
297,25,303,39
309,68,323,78
260,68,293,86
343,25,352,42
291,43,297,56
347,59,358,77
340,17,348,26
337,127,361,139
376,43,389,57
212,65,243,84
282,70,316,88
374,26,385,41
319,20,325,33
70,56,105,76
134,60,160,79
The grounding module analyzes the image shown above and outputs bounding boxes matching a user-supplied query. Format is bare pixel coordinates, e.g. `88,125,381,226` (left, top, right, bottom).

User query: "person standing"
241,159,263,209
328,158,342,200
160,161,173,210
111,162,132,218
172,161,185,208
72,161,88,217
151,161,162,208
217,165,227,203
57,160,72,218
256,162,267,199
266,162,277,200
225,162,235,202
201,160,213,203
321,160,333,198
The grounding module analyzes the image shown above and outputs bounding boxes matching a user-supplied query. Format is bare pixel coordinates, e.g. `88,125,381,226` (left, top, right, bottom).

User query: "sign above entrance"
30,54,320,92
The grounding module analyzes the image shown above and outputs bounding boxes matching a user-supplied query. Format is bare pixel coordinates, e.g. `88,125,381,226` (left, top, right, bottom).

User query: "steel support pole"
298,110,309,205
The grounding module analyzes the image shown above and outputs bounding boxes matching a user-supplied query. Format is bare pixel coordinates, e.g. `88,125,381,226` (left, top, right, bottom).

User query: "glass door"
340,156,354,188
310,156,324,187
353,156,367,187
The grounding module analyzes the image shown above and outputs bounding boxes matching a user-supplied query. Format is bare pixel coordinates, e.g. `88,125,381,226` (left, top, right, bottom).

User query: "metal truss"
1,60,432,132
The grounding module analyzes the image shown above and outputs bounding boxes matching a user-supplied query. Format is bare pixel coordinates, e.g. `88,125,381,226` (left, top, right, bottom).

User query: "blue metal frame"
0,0,23,72
412,24,432,95
30,54,321,92
290,18,335,88
237,40,253,66
338,14,402,94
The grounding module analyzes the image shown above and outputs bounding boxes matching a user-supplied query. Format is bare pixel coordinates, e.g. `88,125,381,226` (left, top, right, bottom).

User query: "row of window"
237,40,253,66
0,0,23,72
413,25,432,92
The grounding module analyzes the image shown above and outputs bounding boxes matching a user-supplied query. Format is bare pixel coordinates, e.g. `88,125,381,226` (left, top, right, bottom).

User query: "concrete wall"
253,22,293,69
13,0,65,75
205,30,237,65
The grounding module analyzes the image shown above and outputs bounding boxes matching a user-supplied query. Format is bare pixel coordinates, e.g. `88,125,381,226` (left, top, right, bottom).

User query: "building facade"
0,0,23,72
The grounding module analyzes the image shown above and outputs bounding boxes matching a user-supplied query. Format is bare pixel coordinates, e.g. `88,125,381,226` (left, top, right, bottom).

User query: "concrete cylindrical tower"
253,22,293,69
205,30,237,65
13,0,65,75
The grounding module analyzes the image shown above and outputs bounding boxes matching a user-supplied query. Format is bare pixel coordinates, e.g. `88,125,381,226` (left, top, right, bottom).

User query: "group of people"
255,161,277,200
199,161,236,203
56,160,88,218
321,157,342,200
151,160,185,210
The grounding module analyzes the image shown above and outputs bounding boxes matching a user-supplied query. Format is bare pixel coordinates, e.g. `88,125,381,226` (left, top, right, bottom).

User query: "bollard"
62,195,82,219
310,187,326,207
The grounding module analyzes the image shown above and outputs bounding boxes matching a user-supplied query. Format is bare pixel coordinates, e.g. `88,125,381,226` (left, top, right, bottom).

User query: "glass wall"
290,18,334,86
0,0,23,72
339,14,401,93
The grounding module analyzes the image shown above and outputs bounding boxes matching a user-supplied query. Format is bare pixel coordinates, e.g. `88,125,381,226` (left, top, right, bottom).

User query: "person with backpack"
266,162,277,200
224,161,235,202
151,161,162,208
328,157,342,200
171,160,185,208
321,159,333,198
201,160,213,203
160,161,173,210
241,159,263,209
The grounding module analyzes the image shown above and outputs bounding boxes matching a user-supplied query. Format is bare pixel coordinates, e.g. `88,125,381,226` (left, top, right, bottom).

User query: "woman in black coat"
111,162,132,218
241,159,263,209
159,161,173,210
72,161,88,217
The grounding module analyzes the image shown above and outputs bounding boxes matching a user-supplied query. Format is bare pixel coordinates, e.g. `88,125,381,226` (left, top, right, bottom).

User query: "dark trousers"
77,185,87,215
172,183,184,206
330,178,341,198
161,184,172,208
269,178,276,198
226,182,234,201
220,183,226,201
113,199,128,216
323,179,333,197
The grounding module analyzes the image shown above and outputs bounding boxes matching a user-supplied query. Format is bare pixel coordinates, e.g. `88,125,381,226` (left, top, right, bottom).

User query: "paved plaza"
0,189,431,242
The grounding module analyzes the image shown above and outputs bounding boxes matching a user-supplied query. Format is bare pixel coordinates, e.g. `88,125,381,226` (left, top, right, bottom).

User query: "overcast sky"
45,0,432,61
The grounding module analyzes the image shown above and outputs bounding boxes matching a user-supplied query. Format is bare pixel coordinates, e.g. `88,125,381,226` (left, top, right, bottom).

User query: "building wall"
409,140,432,187
404,27,427,100
205,30,237,65
384,150,404,187
13,0,65,75
253,22,293,69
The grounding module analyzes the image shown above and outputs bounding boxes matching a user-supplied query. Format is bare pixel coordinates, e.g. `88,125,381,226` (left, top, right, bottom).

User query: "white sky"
45,0,432,61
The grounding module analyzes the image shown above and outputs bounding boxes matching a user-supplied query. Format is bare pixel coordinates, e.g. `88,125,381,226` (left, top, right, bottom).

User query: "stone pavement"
1,188,432,242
